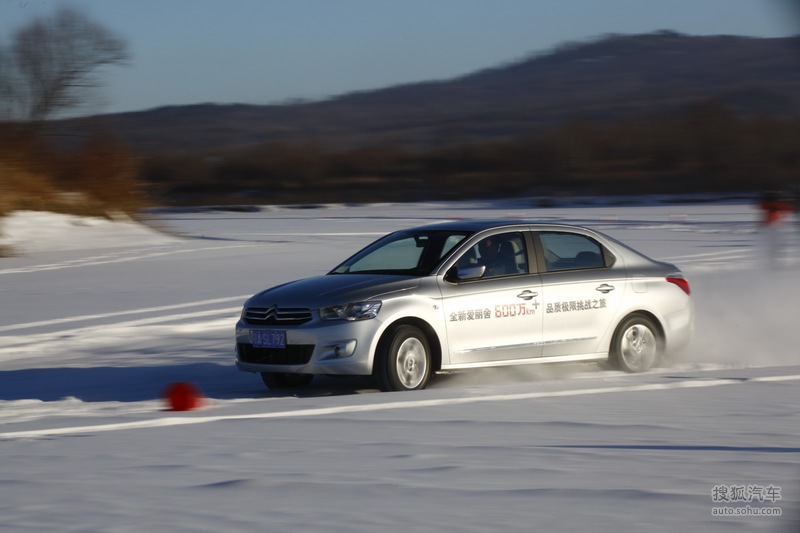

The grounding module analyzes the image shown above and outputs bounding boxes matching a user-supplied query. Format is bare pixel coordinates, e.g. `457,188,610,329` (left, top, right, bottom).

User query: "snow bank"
0,210,176,253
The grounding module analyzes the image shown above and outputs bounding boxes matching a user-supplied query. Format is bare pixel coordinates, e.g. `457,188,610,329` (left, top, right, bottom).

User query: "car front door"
438,231,543,366
536,231,627,357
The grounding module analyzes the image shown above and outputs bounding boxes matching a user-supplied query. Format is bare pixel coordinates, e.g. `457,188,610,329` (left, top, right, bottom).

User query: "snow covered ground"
1,200,798,532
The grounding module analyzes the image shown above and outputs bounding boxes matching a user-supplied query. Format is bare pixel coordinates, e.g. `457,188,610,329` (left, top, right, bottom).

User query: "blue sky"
1,0,798,115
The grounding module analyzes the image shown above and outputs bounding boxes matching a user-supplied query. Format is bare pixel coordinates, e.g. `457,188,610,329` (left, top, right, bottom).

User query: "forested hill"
64,31,800,155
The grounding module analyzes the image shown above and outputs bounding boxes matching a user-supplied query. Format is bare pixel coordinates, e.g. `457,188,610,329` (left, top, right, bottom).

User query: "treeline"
2,101,799,218
141,101,800,205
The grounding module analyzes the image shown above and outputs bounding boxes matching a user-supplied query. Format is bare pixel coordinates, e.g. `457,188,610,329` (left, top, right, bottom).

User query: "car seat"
575,251,603,268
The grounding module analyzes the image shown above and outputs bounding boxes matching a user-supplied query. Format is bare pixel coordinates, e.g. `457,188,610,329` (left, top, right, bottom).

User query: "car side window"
540,232,605,272
457,232,528,279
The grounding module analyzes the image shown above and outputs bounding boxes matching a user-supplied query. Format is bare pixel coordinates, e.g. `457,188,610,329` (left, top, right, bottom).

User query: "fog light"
328,340,357,358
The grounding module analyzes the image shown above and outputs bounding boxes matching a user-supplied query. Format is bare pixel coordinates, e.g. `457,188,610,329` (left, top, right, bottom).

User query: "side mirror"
445,264,486,282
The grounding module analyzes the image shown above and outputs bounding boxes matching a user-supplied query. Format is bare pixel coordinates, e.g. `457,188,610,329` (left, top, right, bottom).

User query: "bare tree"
6,6,128,122
0,48,16,119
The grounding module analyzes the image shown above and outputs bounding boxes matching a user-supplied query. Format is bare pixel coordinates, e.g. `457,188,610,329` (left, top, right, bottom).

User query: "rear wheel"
375,325,432,392
260,372,313,389
610,314,660,373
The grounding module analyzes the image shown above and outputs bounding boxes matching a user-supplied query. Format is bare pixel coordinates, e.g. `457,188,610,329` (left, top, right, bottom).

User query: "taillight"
667,276,691,295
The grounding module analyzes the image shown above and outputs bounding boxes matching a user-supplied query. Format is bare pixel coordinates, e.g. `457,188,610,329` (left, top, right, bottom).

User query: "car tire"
260,372,313,389
375,325,432,392
610,314,661,373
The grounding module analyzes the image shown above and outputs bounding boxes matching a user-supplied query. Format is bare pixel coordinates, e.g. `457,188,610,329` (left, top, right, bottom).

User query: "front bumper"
235,317,383,376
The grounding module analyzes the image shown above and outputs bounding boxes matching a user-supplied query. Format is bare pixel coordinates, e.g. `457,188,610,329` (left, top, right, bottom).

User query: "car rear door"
535,231,627,357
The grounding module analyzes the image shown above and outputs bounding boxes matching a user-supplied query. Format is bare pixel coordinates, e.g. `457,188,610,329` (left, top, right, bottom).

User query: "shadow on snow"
0,364,383,403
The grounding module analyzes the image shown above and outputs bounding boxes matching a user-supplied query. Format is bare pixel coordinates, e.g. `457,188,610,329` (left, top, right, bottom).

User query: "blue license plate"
251,330,286,349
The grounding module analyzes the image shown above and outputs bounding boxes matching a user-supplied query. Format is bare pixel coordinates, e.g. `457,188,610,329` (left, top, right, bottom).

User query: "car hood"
246,274,421,308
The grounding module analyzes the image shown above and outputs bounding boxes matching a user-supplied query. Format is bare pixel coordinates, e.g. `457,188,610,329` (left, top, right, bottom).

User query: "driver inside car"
477,237,516,277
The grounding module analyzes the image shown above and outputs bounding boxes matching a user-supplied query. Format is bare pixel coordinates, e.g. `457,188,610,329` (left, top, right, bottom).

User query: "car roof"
406,219,588,233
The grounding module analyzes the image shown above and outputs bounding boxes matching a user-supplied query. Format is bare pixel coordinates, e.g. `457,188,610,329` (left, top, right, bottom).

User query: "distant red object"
760,196,795,226
164,382,205,411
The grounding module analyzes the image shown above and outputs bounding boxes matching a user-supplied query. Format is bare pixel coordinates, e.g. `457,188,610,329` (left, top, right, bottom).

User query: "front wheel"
260,372,313,390
375,325,432,392
610,315,660,373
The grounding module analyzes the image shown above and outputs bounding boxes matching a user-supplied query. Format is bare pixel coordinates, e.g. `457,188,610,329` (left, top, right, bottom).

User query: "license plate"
251,330,286,349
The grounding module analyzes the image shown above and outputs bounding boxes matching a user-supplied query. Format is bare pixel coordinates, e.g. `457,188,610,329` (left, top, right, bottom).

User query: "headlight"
320,301,382,321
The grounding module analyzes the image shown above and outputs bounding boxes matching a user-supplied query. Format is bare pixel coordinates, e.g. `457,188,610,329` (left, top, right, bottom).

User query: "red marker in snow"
164,382,205,411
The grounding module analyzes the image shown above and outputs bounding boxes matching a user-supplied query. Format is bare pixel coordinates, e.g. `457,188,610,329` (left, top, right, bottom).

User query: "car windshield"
330,230,471,276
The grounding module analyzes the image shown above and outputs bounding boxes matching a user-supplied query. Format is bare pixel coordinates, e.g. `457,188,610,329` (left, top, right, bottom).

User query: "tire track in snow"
0,243,259,275
0,295,250,334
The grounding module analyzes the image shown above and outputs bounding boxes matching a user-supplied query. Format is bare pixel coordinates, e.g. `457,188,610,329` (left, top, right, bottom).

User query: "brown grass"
1,127,147,213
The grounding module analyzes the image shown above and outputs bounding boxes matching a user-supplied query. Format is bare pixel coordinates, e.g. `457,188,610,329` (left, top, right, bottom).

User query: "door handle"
517,290,539,300
596,283,615,294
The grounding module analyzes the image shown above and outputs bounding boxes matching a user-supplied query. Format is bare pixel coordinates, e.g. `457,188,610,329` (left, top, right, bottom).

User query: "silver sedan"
235,220,694,391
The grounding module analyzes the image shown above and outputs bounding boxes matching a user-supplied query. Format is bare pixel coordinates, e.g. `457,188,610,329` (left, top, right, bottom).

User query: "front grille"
237,343,315,365
244,306,313,326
